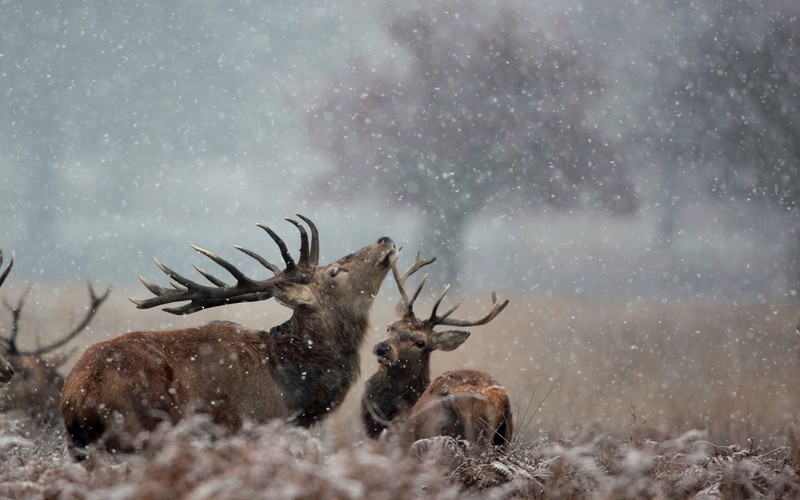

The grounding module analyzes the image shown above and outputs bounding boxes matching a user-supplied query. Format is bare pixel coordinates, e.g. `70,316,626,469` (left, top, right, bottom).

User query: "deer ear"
274,283,315,309
430,330,470,351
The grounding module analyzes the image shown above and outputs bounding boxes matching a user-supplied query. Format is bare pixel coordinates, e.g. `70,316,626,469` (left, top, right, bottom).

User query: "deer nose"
374,342,391,357
377,236,393,246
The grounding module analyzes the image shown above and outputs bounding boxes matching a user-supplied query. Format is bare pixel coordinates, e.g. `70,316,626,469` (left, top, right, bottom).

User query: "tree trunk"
419,209,468,288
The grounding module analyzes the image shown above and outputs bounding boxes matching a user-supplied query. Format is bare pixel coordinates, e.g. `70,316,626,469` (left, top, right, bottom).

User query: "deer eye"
329,267,340,277
415,340,425,349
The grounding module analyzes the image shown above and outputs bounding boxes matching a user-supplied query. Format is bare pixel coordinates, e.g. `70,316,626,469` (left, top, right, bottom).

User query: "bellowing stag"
61,216,397,457
362,253,513,448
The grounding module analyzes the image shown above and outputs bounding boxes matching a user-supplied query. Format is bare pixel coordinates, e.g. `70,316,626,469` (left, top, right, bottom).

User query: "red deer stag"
362,253,513,448
61,216,397,456
0,248,110,424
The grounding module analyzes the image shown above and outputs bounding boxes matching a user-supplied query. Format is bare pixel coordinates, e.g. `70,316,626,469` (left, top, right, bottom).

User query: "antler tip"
189,243,210,255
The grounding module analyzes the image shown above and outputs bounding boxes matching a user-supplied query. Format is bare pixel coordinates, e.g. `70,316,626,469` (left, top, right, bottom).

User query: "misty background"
1,0,797,301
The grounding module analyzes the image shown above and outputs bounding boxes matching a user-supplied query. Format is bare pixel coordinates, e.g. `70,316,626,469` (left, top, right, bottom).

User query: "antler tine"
401,252,437,283
191,245,255,285
285,218,310,267
233,245,281,274
152,257,204,290
435,291,510,328
0,250,13,289
295,214,319,265
141,244,260,303
391,263,409,306
193,265,228,287
3,284,31,354
135,275,174,298
392,252,436,317
257,223,296,270
407,273,429,314
20,282,111,357
427,284,466,324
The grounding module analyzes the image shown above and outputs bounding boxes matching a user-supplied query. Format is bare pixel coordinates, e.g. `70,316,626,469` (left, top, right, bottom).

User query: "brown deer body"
409,370,513,447
362,254,513,448
61,216,397,455
0,249,109,423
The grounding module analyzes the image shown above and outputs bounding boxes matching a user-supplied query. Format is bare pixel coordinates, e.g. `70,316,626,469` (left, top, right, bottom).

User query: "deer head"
132,215,396,317
373,252,509,381
362,253,510,442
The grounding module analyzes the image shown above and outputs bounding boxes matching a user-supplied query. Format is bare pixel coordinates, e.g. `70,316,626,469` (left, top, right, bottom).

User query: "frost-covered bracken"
1,414,798,499
61,217,398,457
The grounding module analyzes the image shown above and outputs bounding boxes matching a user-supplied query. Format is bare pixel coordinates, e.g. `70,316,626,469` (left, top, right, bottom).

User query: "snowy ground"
0,290,798,497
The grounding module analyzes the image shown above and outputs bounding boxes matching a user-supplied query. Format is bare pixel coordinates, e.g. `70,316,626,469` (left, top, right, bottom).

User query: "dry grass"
1,286,799,497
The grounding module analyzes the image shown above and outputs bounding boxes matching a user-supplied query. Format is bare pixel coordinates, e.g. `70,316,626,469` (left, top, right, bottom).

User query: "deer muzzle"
373,341,395,365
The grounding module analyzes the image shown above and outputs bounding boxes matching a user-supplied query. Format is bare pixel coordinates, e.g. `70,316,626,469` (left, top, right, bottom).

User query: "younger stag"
0,248,109,423
61,216,397,456
362,254,513,448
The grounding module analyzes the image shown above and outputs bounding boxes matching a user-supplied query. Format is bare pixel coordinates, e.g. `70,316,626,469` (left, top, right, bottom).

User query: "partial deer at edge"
61,216,397,457
362,253,513,448
0,252,14,385
0,248,110,424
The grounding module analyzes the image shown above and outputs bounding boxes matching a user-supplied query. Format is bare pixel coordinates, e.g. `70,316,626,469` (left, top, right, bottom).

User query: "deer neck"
265,303,371,426
362,364,430,438
387,359,430,404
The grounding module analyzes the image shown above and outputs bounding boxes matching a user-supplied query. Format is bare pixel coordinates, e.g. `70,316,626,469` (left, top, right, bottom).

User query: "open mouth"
378,246,399,269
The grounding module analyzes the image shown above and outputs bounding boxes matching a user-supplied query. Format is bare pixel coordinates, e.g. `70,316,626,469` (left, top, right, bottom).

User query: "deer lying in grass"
0,248,110,424
362,253,513,448
61,215,397,457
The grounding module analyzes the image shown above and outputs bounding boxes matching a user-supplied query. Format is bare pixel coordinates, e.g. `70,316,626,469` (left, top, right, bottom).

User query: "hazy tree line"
1,0,797,291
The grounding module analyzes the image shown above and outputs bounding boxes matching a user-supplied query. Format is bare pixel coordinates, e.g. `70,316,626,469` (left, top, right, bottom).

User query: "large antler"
392,252,436,318
2,283,111,357
392,253,509,327
0,248,111,356
1,285,30,354
427,289,509,328
132,215,320,315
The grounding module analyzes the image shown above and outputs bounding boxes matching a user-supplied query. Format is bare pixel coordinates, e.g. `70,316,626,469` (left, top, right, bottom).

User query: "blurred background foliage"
0,0,797,297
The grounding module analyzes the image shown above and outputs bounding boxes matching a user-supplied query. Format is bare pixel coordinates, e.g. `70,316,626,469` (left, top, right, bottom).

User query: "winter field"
1,289,798,498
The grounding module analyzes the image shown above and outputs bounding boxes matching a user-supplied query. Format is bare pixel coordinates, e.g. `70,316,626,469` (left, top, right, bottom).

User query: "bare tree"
307,0,638,283
649,0,800,283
